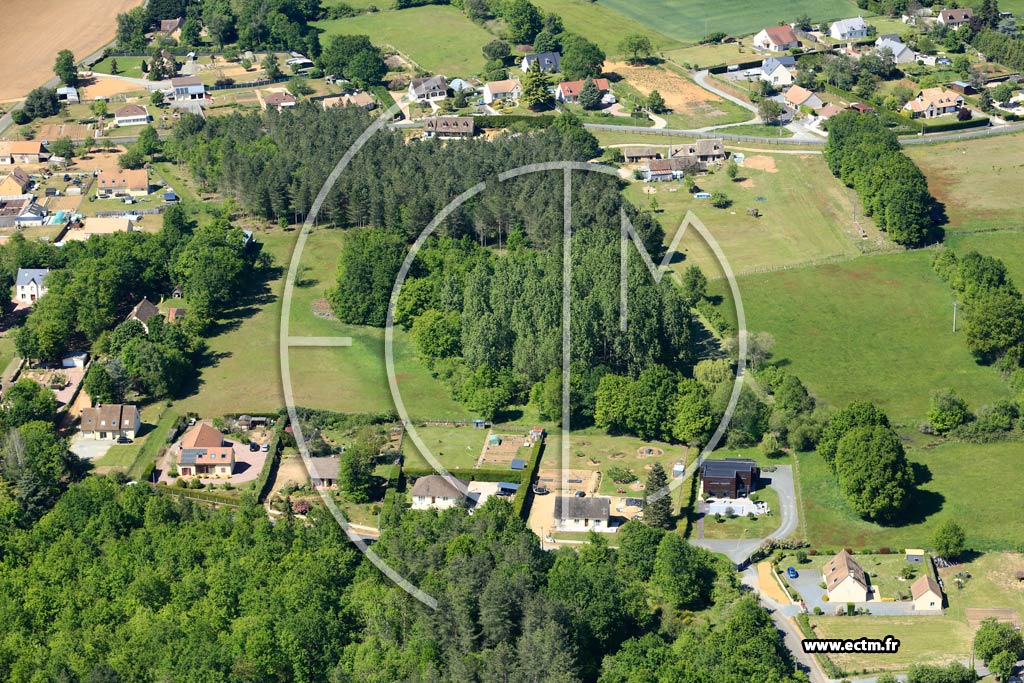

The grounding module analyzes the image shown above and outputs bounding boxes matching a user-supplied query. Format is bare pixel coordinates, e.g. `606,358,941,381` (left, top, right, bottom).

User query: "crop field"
592,0,859,44
313,6,494,76
800,439,1024,551
622,152,873,279
906,133,1024,232
0,0,141,102
532,0,681,54
713,251,1013,422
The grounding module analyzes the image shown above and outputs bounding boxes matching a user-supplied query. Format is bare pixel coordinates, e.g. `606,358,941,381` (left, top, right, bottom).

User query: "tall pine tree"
642,462,673,529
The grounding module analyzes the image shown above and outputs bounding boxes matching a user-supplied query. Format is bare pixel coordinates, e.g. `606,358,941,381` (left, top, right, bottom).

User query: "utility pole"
953,301,958,333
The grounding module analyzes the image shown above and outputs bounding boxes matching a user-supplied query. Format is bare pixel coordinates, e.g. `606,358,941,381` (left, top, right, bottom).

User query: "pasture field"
665,42,762,69
712,251,1013,422
807,615,972,674
937,552,1024,624
715,123,794,138
622,152,873,279
946,231,1024,284
286,228,465,418
532,0,681,54
800,439,1024,552
313,6,494,76
592,0,859,44
90,57,147,78
0,0,141,102
906,133,1024,232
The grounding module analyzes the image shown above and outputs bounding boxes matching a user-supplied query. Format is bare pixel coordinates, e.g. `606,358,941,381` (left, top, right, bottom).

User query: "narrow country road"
692,69,758,114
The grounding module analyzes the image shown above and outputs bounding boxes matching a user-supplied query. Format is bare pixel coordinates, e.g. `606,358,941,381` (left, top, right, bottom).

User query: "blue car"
786,566,798,579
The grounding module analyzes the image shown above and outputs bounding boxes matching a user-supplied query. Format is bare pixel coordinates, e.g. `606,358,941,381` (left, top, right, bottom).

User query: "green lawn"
807,615,973,674
718,122,794,138
313,6,495,76
830,553,928,601
286,227,465,418
701,485,779,539
592,0,860,43
0,337,16,377
906,133,1024,232
946,231,1024,285
937,552,1024,624
800,439,1024,552
665,42,764,69
623,152,871,280
713,251,1013,422
532,0,681,54
401,424,492,473
90,57,147,77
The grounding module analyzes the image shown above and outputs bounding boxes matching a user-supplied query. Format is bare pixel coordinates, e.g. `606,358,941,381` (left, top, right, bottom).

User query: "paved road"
692,466,798,565
693,69,758,114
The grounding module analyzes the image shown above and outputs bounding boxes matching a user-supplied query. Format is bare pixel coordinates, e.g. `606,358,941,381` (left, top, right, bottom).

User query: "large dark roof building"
700,458,760,498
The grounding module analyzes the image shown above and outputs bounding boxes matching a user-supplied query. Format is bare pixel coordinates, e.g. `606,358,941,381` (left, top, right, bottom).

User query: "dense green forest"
0,478,807,683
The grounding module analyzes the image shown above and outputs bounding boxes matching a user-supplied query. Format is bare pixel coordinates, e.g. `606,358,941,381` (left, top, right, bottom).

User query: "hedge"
917,116,989,133
154,485,242,506
512,440,544,519
254,418,287,503
403,466,522,484
474,115,555,130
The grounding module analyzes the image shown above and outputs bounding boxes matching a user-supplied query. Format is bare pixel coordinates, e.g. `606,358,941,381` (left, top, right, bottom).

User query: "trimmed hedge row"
403,466,522,483
254,418,287,503
512,440,544,519
918,116,989,133
474,115,555,130
154,486,242,506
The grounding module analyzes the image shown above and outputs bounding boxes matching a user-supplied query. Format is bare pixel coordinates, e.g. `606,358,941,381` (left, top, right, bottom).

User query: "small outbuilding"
910,574,943,612
905,548,925,563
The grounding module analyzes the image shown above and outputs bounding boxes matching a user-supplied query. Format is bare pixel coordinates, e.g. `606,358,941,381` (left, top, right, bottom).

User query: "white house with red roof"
752,25,800,52
555,78,611,104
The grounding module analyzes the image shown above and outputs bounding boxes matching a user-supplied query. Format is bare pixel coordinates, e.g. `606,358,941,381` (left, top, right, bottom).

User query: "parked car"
787,566,799,579
532,486,549,495
115,436,132,444
574,490,586,497
261,443,270,452
249,442,259,452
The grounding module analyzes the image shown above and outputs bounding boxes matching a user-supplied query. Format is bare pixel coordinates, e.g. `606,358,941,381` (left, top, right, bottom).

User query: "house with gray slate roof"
15,268,50,304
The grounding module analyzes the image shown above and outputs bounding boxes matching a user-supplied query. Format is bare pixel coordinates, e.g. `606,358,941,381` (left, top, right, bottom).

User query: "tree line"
0,476,808,682
824,111,938,247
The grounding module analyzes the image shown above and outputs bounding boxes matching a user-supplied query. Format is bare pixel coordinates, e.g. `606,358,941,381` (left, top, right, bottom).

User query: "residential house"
126,297,161,333
96,169,149,197
937,7,974,29
829,17,870,40
554,495,610,532
671,138,726,164
321,92,376,110
0,167,32,197
171,76,206,101
113,104,149,127
7,141,49,165
483,78,522,104
80,404,141,439
56,87,80,104
80,404,140,439
0,197,46,229
823,549,870,602
408,75,448,103
904,87,964,118
177,423,236,478
14,268,50,304
874,36,916,64
910,575,943,612
623,146,662,163
410,474,467,510
847,102,875,114
752,25,800,52
521,51,561,72
760,57,795,86
309,456,340,489
785,84,824,110
816,102,845,119
644,157,698,182
423,116,476,139
555,78,611,103
700,458,759,498
63,216,135,242
263,91,297,111
159,17,184,34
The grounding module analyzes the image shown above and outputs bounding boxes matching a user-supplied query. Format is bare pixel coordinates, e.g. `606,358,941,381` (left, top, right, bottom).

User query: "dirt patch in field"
0,0,142,102
742,155,778,173
606,61,721,114
966,608,1021,628
73,149,128,175
37,123,96,143
738,178,756,188
268,452,311,499
80,76,149,100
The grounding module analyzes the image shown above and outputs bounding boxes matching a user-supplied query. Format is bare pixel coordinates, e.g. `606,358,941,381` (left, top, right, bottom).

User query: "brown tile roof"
9,141,43,155
906,87,962,113
424,116,475,134
264,91,297,107
171,76,203,87
181,422,225,449
939,8,973,22
114,104,148,118
166,307,186,323
485,78,522,94
824,549,869,591
817,102,844,118
308,456,340,481
762,25,799,46
911,574,942,601
128,297,160,324
785,84,817,106
2,167,31,191
557,78,610,98
410,474,467,498
97,169,148,192
81,404,138,431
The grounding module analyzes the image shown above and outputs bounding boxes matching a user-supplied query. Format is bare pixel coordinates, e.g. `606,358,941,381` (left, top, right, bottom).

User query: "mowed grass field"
712,251,1013,423
313,6,494,76
907,134,1024,232
946,231,1024,284
622,152,872,279
800,439,1024,551
592,0,860,43
532,0,681,54
286,228,465,418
